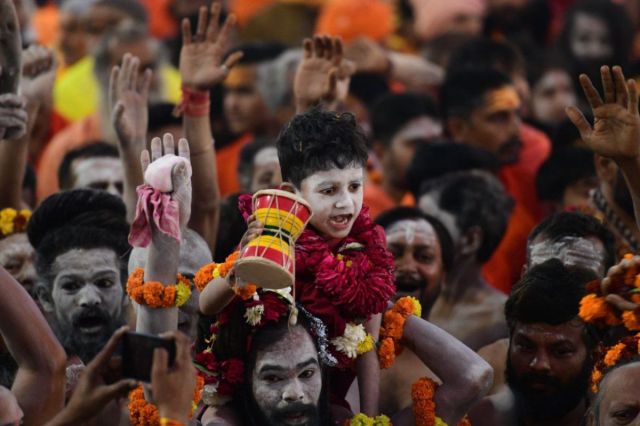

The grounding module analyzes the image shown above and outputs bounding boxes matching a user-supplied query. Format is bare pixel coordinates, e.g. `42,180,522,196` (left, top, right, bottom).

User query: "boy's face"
297,166,364,240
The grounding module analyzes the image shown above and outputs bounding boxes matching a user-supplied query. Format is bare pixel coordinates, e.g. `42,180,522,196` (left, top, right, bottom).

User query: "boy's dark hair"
406,141,499,200
441,68,513,121
535,146,595,204
238,138,276,192
58,141,119,190
376,206,454,273
527,212,617,272
505,259,598,348
277,108,368,188
420,170,513,262
148,102,182,134
447,37,525,77
371,92,439,146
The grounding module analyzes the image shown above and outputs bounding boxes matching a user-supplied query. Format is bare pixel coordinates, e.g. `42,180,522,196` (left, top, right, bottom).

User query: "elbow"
462,360,494,404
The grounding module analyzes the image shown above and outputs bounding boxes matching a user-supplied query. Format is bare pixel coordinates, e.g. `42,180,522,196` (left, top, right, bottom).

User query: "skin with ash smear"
251,147,282,192
252,325,322,425
48,248,123,336
592,363,640,426
71,157,124,197
0,0,22,94
297,167,364,241
570,13,613,62
0,233,36,295
386,219,444,302
528,236,607,277
418,193,461,245
532,70,576,125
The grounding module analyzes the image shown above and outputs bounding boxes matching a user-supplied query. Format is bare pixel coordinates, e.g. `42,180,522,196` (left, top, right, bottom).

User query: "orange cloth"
217,133,253,197
36,114,102,203
315,0,394,43
140,0,178,39
364,182,415,220
482,124,551,293
33,3,60,46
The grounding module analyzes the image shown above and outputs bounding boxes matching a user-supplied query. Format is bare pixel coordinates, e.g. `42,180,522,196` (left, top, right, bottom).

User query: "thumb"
565,106,592,140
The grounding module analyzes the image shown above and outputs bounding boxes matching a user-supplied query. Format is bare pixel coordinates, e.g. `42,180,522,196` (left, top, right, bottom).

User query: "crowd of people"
5,0,640,425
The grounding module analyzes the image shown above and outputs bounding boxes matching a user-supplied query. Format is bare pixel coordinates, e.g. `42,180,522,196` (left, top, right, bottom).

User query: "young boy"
199,108,396,417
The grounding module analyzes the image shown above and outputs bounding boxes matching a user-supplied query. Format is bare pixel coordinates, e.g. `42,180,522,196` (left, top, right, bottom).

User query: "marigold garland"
194,251,257,300
128,375,204,426
591,333,640,393
127,268,192,308
344,413,392,425
412,377,437,426
378,297,422,369
0,208,31,238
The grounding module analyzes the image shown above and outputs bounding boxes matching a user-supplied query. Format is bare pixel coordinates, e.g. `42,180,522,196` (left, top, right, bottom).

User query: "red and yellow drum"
234,189,312,289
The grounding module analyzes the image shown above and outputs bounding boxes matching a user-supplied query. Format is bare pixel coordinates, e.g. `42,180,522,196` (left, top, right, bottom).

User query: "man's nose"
281,379,305,403
78,284,101,307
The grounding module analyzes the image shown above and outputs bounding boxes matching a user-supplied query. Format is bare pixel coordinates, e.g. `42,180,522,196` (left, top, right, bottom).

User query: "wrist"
158,411,189,425
175,85,210,117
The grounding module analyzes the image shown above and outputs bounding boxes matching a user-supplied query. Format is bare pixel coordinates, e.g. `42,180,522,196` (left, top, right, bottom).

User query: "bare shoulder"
478,338,509,395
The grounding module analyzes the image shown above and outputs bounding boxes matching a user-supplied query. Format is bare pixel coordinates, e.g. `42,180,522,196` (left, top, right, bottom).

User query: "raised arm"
566,66,640,230
0,45,55,210
135,134,192,335
0,266,66,426
394,316,493,426
109,53,152,223
293,36,356,113
178,2,242,255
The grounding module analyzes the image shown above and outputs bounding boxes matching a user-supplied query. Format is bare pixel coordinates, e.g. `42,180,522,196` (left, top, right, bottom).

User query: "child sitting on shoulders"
198,108,396,416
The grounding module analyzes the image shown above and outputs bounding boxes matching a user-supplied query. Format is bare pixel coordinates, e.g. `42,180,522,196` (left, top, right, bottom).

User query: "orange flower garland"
194,251,257,300
412,377,437,426
378,297,421,369
127,268,192,308
129,376,204,426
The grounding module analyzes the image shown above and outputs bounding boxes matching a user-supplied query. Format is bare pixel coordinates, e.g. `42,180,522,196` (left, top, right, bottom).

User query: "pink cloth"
129,184,181,247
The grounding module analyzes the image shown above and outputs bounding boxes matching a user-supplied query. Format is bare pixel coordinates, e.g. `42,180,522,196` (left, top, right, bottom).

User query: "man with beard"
441,67,541,293
469,259,599,426
27,188,129,365
376,207,454,315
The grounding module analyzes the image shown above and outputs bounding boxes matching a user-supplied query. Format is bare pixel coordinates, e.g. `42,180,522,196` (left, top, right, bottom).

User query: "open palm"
567,66,640,161
179,3,242,90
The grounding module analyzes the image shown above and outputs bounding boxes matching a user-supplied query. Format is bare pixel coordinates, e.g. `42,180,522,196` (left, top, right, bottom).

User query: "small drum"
234,189,313,289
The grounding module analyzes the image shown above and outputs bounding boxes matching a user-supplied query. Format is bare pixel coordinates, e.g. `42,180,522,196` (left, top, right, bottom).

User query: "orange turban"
316,0,394,43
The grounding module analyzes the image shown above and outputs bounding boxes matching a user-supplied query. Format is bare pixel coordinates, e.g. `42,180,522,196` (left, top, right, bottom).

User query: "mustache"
517,372,564,391
272,402,317,420
71,307,110,326
395,273,424,290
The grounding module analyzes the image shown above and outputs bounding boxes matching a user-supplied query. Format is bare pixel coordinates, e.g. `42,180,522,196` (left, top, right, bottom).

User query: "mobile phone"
121,331,176,382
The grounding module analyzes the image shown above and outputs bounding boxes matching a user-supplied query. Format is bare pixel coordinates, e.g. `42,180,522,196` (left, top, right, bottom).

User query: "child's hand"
239,214,264,251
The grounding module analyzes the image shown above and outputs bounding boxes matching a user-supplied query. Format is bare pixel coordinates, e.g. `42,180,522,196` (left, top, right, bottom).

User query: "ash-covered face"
592,362,640,426
531,69,576,126
71,157,124,197
252,325,322,426
0,233,36,296
45,248,125,362
297,167,364,240
570,12,613,64
386,219,444,305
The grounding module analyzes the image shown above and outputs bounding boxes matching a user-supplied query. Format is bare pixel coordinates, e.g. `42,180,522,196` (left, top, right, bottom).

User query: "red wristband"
175,85,210,117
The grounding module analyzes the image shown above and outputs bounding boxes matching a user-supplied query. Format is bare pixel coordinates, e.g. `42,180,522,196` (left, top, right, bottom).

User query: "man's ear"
446,116,467,141
459,226,483,258
36,284,55,313
594,154,618,184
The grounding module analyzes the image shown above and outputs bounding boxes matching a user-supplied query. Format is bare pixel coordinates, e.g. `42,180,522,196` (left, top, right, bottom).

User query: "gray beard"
54,311,125,364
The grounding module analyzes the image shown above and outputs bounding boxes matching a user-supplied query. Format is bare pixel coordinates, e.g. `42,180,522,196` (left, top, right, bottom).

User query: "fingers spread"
162,133,175,155
602,66,615,104
178,138,190,160
150,137,162,162
565,106,592,139
181,18,192,45
141,149,151,173
206,1,222,42
580,74,604,109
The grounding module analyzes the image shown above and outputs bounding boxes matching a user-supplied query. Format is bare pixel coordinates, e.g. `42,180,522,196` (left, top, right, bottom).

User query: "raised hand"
0,84,27,141
47,327,138,425
294,35,356,112
566,66,640,162
20,45,56,104
141,133,192,230
109,53,151,149
180,2,243,90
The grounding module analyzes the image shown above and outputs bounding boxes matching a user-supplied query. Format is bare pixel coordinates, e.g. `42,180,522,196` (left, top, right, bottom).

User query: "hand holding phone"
122,331,176,383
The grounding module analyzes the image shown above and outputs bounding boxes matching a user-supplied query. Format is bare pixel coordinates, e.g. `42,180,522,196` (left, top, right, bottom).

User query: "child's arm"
357,313,381,416
199,216,264,315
